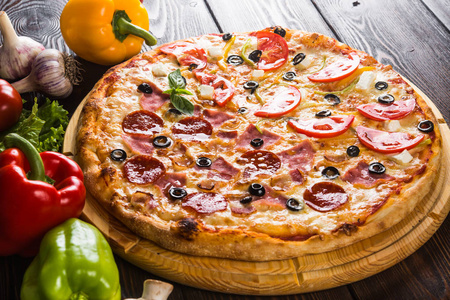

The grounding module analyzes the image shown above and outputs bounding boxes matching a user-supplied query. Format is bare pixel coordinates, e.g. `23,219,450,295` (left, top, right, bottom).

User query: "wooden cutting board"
62,81,450,295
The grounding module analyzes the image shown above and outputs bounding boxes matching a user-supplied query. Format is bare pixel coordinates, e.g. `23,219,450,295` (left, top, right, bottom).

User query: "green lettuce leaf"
0,98,69,153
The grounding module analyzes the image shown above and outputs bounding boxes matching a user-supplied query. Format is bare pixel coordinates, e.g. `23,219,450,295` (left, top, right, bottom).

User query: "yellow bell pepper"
60,0,157,65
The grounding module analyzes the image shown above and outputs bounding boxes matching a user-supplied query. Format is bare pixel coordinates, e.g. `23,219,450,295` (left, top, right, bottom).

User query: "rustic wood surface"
1,0,449,299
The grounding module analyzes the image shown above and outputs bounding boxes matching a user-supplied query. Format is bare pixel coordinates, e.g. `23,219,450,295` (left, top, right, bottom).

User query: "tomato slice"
160,42,207,70
196,72,235,106
357,99,416,121
288,115,355,138
254,86,301,118
308,53,360,82
256,31,289,71
356,126,424,153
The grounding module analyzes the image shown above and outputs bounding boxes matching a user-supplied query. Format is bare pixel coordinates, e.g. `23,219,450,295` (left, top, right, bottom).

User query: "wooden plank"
0,0,69,51
422,0,450,31
144,0,219,46
311,0,450,124
206,0,335,37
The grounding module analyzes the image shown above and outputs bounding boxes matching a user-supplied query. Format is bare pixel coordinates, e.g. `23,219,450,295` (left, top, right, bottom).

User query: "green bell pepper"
21,218,121,300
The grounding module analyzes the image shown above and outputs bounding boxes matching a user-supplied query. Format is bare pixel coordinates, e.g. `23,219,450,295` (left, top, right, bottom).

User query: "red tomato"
356,126,424,153
288,115,354,138
357,99,416,121
308,53,360,82
254,86,301,118
196,72,235,106
160,42,207,70
0,79,22,131
256,31,289,71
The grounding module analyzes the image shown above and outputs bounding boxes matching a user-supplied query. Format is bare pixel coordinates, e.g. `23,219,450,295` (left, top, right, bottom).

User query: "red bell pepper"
0,133,85,256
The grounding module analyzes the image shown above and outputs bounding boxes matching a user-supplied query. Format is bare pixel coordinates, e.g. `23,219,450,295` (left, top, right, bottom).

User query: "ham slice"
277,140,315,174
236,124,281,149
194,156,240,181
155,172,187,198
139,82,169,112
341,161,395,188
122,134,154,155
208,156,240,180
202,109,234,127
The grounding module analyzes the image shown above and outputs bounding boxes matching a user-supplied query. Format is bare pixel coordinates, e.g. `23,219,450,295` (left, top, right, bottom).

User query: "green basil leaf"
168,69,186,89
163,89,174,94
170,94,194,115
175,88,193,95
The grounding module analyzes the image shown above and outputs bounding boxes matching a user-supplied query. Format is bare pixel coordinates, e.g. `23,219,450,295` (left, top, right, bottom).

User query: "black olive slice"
286,198,304,211
137,83,153,94
321,166,340,179
240,196,253,204
324,94,341,106
168,108,182,115
196,157,212,167
248,183,265,197
378,94,395,104
248,50,262,63
188,63,198,71
238,107,248,114
110,149,127,162
222,33,232,41
293,53,306,65
227,55,244,66
243,81,259,93
346,145,360,157
169,187,187,200
375,81,388,90
417,120,434,133
153,136,172,148
274,26,286,37
368,162,386,174
315,109,332,118
282,71,296,81
250,138,264,148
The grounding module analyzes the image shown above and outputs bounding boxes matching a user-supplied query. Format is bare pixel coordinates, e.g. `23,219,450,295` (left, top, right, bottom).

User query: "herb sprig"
163,69,194,115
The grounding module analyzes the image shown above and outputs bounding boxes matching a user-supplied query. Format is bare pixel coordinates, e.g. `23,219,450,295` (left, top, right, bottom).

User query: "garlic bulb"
11,49,82,98
0,11,45,81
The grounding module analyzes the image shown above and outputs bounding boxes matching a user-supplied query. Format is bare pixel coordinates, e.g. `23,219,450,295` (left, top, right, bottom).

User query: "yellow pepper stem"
112,10,157,46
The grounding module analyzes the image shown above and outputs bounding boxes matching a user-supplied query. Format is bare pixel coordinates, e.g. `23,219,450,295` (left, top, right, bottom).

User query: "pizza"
76,27,442,261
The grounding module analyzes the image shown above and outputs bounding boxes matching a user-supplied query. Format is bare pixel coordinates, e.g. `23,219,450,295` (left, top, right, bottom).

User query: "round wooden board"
63,80,450,295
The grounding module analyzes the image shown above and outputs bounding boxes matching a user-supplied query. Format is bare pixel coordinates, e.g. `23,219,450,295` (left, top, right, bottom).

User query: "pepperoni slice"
182,192,228,214
123,155,166,185
237,150,281,178
123,110,164,136
303,182,349,212
171,117,213,141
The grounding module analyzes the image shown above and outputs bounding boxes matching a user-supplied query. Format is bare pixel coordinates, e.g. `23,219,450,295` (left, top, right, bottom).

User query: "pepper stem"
112,10,157,46
3,133,46,181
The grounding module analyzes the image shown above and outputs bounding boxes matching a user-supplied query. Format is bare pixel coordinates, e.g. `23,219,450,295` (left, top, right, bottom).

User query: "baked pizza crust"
76,28,442,261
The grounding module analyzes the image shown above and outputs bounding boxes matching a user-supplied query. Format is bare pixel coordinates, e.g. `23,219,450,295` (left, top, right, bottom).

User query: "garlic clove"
0,11,45,81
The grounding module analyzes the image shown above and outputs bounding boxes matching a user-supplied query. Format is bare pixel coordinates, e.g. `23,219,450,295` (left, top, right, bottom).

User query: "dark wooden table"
1,0,449,299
